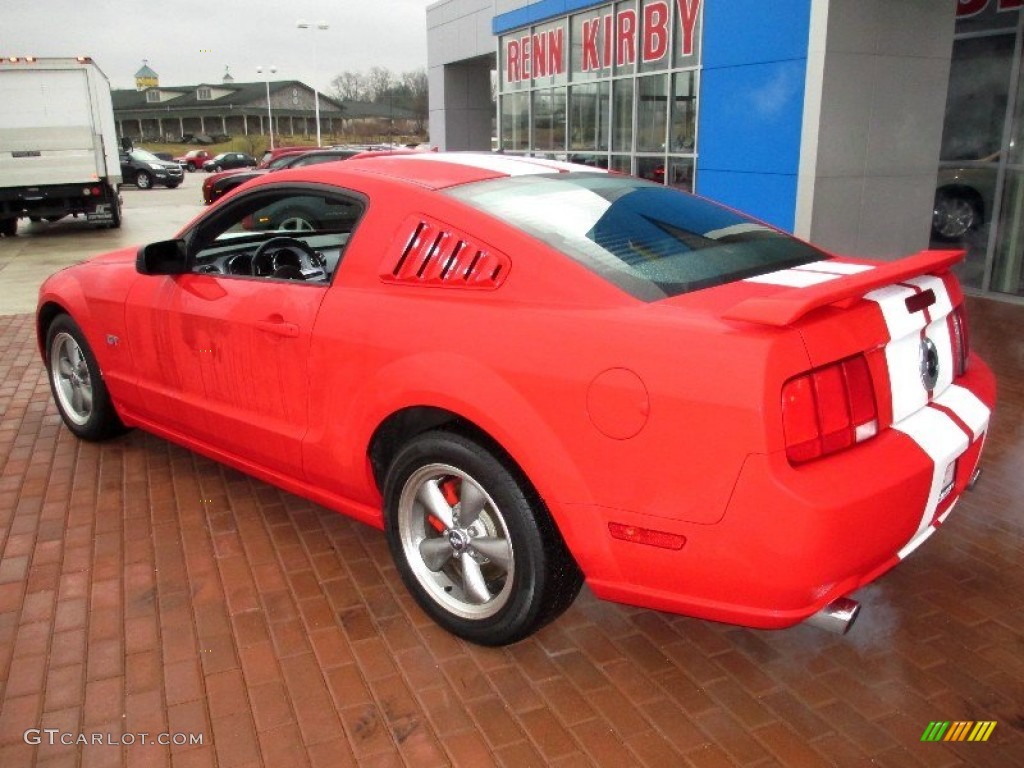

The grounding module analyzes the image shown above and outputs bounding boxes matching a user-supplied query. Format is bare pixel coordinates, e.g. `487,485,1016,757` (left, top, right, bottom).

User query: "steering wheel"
251,236,320,278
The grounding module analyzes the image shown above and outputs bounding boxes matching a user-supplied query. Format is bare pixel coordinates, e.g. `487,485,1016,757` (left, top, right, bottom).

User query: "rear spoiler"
723,249,964,327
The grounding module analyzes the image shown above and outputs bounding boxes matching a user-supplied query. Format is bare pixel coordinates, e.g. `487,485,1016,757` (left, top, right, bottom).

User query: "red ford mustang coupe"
37,153,995,645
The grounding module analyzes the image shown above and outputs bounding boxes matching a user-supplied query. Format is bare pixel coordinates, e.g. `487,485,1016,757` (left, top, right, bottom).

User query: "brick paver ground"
1,297,1022,767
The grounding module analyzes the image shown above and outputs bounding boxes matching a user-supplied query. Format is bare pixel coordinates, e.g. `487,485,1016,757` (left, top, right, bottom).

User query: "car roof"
338,152,607,190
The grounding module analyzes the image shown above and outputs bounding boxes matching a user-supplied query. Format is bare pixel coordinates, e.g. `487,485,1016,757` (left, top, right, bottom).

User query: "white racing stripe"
795,261,875,275
867,283,928,423
866,283,922,343
866,275,992,559
743,259,873,286
892,407,970,550
933,385,991,440
898,524,938,561
388,152,606,176
745,269,839,287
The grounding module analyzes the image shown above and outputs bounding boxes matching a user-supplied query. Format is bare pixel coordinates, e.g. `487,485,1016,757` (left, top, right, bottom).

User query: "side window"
189,188,366,283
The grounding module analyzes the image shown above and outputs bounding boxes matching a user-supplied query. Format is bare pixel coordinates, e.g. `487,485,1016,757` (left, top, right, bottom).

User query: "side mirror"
136,239,189,275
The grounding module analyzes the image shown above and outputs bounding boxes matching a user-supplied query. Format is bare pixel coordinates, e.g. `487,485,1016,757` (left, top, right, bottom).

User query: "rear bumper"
0,181,118,218
582,357,996,629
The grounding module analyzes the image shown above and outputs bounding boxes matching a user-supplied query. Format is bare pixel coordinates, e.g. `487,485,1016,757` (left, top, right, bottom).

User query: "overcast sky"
5,0,433,93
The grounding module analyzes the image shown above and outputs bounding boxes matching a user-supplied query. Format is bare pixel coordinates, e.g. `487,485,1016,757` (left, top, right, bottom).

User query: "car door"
125,185,364,477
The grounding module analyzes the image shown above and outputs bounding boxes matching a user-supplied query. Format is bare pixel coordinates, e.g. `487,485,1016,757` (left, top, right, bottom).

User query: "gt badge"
919,337,939,391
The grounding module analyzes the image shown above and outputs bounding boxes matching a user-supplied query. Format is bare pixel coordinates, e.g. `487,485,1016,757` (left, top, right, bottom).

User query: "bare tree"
398,69,428,133
328,66,429,136
331,71,368,102
366,67,396,103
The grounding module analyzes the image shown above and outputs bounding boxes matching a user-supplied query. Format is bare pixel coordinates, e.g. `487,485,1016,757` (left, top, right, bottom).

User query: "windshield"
445,174,827,301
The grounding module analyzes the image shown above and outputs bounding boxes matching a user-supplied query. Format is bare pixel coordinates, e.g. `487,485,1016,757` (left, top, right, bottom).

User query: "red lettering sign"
999,0,1023,11
676,0,701,57
505,0,704,80
582,19,600,71
507,39,521,82
532,33,547,77
604,14,614,68
956,0,988,16
643,1,670,63
617,9,637,67
546,28,564,76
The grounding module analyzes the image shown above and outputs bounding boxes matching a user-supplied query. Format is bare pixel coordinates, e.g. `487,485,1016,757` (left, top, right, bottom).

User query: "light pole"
256,65,277,149
297,20,329,146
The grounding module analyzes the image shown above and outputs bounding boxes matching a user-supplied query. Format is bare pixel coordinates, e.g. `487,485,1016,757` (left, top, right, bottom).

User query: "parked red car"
201,149,364,205
36,154,995,645
174,149,215,172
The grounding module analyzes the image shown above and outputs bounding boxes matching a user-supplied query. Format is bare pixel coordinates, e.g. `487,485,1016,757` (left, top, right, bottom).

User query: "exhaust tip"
806,597,860,635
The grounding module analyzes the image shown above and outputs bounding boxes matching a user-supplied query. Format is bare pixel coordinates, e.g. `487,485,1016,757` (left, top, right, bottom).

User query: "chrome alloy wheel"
933,195,977,239
397,463,515,620
278,216,315,232
50,331,93,426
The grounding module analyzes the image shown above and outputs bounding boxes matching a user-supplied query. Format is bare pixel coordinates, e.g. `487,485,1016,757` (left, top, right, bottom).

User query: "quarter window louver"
382,216,510,289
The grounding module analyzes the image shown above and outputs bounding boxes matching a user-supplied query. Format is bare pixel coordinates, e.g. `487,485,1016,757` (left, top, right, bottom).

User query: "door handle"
255,318,300,338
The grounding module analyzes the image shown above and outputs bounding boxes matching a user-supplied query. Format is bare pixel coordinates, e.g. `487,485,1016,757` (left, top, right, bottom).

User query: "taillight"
948,304,970,377
782,354,878,464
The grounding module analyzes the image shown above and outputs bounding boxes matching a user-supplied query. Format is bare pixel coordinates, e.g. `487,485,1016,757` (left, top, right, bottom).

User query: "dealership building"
426,0,1024,301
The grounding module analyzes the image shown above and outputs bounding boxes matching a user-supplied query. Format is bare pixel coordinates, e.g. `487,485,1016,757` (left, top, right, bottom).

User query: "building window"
498,0,701,190
611,78,634,154
670,71,697,152
636,74,667,152
197,87,212,101
568,82,609,153
145,90,160,103
533,88,566,152
500,92,530,151
936,4,1023,297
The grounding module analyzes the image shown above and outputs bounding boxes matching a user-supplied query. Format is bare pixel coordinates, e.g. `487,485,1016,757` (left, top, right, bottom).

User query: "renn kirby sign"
504,0,702,84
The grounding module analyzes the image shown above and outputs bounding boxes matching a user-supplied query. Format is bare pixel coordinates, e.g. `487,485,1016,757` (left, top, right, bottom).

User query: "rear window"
445,173,826,301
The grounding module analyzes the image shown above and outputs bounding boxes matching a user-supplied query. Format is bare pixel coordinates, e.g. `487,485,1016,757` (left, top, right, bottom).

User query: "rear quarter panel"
301,180,811,562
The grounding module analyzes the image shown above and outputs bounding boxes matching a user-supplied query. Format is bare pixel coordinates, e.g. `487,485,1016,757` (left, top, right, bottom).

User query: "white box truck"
0,56,122,236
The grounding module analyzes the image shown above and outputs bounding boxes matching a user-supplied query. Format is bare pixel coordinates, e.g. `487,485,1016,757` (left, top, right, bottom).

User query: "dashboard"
191,233,350,283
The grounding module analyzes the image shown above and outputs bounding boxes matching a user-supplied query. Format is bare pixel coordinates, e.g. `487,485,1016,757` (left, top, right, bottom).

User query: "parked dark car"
203,152,257,173
119,149,184,190
202,149,363,205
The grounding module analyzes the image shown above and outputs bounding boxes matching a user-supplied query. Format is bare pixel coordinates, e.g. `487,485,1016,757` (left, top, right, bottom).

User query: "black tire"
108,197,122,229
215,164,224,172
135,170,153,190
45,314,127,441
383,430,583,646
187,163,197,172
0,218,17,237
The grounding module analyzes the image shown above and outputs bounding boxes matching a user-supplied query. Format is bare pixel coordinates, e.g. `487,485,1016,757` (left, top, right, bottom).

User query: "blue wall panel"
696,0,812,231
697,171,800,234
494,1,603,34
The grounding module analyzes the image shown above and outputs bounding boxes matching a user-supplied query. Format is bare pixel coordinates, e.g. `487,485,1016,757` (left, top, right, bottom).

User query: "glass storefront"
497,0,701,190
937,2,1024,299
